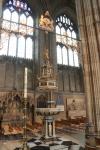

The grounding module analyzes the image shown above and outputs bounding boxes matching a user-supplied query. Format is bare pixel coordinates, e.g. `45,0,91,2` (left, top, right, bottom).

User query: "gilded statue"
39,11,54,31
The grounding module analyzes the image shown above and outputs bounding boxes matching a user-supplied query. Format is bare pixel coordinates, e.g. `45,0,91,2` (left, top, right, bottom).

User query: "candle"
24,67,28,98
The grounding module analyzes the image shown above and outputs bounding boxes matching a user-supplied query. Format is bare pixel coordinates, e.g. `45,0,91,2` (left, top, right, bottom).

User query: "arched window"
1,0,34,59
56,14,79,67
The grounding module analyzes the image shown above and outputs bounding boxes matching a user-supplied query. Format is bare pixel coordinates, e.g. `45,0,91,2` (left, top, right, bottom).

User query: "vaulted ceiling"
27,0,77,24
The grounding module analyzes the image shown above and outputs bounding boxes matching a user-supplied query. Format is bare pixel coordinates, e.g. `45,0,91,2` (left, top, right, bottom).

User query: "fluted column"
91,0,100,59
75,0,100,133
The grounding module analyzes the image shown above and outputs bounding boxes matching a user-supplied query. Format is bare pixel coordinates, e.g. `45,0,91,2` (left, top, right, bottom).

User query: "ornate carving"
43,48,50,64
39,11,54,31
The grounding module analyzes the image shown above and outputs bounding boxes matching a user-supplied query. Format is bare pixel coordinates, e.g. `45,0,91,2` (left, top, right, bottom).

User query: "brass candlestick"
22,67,28,150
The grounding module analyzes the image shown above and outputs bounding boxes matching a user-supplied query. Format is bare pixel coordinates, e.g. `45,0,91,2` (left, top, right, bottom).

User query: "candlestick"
23,67,28,150
24,67,28,99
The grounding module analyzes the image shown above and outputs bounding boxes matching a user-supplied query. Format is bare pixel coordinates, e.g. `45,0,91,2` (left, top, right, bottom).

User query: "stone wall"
0,56,34,90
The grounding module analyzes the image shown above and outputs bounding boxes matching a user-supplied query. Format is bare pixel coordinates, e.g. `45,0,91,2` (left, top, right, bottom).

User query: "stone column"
48,122,52,137
95,136,100,150
75,0,100,134
0,0,3,18
0,0,3,31
53,120,56,137
45,118,48,138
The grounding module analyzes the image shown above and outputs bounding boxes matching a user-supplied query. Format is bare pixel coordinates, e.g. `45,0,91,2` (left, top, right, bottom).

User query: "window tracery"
56,14,79,67
0,0,34,59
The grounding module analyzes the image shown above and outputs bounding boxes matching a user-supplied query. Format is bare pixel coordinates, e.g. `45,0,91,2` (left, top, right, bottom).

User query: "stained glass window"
1,0,34,59
56,14,79,67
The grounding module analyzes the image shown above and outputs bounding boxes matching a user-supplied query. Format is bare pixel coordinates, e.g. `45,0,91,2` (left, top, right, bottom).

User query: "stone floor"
0,140,22,150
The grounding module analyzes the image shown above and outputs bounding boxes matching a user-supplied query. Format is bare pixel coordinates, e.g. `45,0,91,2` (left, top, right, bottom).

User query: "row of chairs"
55,117,86,131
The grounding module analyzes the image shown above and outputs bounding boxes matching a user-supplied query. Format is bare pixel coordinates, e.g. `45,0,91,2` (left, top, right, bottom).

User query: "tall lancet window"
56,14,79,67
1,0,34,59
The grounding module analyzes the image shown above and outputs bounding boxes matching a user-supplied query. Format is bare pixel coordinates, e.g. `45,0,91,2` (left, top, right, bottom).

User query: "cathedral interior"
0,0,100,150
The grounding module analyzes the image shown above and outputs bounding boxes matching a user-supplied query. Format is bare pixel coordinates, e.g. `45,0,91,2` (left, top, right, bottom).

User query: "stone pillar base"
95,136,100,150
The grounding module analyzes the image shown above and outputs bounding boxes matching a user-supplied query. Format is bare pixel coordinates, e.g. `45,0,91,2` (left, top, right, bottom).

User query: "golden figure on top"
39,11,54,31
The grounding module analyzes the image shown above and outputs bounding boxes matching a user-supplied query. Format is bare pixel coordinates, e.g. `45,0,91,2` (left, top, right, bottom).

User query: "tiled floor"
0,132,85,150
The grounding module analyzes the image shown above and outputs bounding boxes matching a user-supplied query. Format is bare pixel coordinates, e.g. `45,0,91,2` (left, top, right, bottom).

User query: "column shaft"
53,120,56,137
45,119,48,138
75,0,100,132
0,0,3,18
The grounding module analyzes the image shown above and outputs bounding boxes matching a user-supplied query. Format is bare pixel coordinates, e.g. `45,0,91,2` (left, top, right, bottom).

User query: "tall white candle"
24,67,28,98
